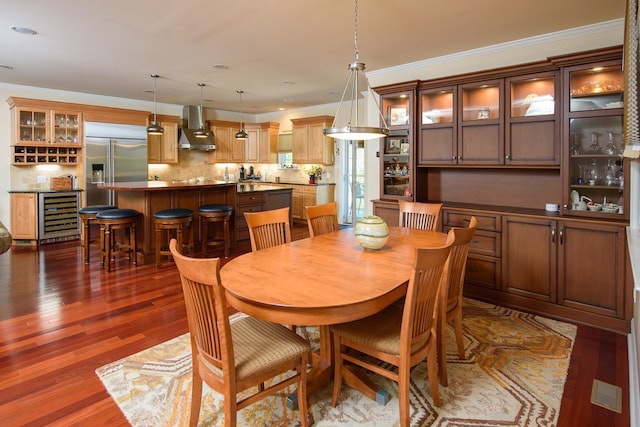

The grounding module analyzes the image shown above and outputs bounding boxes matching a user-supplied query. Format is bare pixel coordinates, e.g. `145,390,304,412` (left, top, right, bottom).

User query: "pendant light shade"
147,74,164,135
193,83,210,138
235,90,248,140
323,0,389,141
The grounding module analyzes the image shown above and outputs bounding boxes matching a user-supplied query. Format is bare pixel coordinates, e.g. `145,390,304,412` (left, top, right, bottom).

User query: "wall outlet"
324,172,331,178
37,175,47,184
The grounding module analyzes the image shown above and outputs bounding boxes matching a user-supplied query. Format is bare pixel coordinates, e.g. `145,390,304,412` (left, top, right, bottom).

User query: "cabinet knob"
505,155,510,160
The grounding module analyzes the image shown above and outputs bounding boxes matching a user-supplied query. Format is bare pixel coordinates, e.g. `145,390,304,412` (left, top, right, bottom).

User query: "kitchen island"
99,181,292,263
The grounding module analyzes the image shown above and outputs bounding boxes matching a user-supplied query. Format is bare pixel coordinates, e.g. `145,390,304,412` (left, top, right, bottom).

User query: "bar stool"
95,208,139,272
198,204,233,257
79,205,117,264
154,208,194,267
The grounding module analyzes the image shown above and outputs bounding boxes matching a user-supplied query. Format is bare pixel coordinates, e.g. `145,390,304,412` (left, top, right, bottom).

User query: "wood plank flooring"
0,224,631,426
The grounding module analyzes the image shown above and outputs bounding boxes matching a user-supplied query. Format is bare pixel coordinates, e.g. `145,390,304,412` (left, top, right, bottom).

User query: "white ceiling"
0,0,627,114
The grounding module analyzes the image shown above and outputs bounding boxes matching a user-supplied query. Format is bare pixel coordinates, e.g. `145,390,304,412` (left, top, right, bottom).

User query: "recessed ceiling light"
10,26,37,35
212,64,228,70
283,99,294,103
283,81,294,85
278,107,285,111
0,65,14,70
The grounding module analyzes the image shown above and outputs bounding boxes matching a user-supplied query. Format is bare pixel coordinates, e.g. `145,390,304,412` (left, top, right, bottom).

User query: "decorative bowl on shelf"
355,215,389,250
601,204,619,213
587,203,603,211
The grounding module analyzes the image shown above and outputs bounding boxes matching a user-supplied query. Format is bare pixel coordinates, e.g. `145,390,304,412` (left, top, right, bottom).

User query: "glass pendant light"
323,0,389,141
234,90,249,140
193,83,210,138
146,74,164,135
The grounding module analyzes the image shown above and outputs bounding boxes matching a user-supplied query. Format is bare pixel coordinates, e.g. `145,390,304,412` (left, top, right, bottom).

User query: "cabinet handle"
505,154,510,160
470,239,479,244
551,226,555,244
452,156,457,160
559,226,564,245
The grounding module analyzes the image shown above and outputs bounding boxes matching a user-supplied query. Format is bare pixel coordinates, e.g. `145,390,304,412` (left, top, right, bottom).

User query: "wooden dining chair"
305,201,339,237
398,200,443,231
244,207,291,252
437,216,478,386
330,234,454,424
169,239,310,427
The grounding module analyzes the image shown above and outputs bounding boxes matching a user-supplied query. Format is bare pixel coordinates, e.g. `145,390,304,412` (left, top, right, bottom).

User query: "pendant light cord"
152,74,158,123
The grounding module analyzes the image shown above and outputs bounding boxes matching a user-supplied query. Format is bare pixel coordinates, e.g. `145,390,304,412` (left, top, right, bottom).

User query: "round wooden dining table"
220,226,449,403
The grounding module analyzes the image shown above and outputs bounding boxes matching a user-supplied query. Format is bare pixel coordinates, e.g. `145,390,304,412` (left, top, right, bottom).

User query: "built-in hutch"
373,46,632,333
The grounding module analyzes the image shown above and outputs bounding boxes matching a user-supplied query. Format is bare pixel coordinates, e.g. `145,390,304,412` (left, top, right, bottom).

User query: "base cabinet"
10,193,38,240
444,207,631,333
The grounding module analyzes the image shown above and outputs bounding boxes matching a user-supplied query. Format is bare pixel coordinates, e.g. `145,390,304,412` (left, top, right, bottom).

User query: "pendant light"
193,83,210,138
323,0,389,140
234,90,249,140
147,74,164,135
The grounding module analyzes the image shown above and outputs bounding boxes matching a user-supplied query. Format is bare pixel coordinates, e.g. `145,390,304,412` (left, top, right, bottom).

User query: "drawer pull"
468,267,479,272
470,240,479,244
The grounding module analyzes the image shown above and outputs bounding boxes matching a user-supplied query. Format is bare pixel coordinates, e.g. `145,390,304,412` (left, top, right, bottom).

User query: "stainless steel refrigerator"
84,122,147,206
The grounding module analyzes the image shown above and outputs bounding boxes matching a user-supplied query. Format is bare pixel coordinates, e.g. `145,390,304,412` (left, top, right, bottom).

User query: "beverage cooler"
38,192,80,243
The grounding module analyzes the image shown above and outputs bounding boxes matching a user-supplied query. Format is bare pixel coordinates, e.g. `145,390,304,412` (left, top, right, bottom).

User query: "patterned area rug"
96,299,576,426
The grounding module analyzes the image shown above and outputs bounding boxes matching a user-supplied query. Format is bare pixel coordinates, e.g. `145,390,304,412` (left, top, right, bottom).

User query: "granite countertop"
236,184,293,193
98,180,236,191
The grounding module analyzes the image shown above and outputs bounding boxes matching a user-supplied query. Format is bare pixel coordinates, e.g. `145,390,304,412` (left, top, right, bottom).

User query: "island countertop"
98,180,235,191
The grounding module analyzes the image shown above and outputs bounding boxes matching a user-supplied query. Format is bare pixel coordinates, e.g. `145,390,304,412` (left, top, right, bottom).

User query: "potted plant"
303,165,323,184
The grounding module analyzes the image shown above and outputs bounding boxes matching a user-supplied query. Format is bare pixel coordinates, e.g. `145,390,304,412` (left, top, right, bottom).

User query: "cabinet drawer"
443,210,501,231
236,204,263,218
237,193,265,205
465,254,500,290
443,227,500,256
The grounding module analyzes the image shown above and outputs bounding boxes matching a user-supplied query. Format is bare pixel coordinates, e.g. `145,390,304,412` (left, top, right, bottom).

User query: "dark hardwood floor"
0,224,630,426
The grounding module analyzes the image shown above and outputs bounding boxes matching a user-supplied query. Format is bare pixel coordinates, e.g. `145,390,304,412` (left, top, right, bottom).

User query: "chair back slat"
245,207,291,252
306,201,339,237
398,200,443,231
170,240,231,370
445,216,477,306
401,235,453,347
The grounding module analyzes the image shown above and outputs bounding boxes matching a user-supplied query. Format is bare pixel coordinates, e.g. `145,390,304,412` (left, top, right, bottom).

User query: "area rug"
96,298,577,426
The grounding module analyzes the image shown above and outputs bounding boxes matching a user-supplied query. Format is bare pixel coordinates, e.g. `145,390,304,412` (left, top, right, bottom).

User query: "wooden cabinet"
442,209,502,290
147,115,178,164
417,71,559,167
502,216,556,302
8,97,83,166
208,120,244,164
376,82,418,201
10,193,38,240
245,122,279,163
372,199,400,227
235,189,293,247
270,183,335,222
209,121,278,164
291,116,335,165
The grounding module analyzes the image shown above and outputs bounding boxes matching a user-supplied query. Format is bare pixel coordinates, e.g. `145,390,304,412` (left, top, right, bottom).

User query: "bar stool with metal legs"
154,208,194,267
95,208,139,272
198,203,233,257
79,205,117,264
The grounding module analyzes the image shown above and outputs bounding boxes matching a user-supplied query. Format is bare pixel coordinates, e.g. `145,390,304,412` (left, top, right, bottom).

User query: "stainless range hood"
178,105,216,151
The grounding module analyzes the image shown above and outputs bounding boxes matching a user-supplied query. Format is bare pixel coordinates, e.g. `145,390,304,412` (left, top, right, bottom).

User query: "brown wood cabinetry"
10,193,38,240
235,189,293,247
291,116,335,165
245,122,279,164
208,120,244,163
8,98,83,166
147,115,178,164
270,183,335,223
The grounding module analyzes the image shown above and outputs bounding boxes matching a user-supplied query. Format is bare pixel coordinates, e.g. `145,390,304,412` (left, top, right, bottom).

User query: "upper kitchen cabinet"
560,53,627,219
505,71,560,165
418,85,456,165
245,122,280,164
207,120,244,164
458,79,504,165
8,97,83,166
291,116,335,165
147,114,178,164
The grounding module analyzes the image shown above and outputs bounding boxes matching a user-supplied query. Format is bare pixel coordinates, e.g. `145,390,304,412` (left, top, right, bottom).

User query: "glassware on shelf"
604,159,617,186
602,132,617,155
587,133,601,153
588,160,600,185
569,133,580,155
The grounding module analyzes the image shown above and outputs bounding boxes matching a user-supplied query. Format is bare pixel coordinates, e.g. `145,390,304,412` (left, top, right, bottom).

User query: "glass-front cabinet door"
418,86,456,165
458,79,504,165
506,71,560,165
564,60,627,219
381,131,411,199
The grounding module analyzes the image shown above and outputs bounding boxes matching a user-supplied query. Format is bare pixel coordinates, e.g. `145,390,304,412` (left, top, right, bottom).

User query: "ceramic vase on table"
308,174,316,184
355,215,389,250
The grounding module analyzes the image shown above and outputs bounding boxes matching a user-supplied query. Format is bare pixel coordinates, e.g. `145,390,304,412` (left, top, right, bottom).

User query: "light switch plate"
37,175,47,184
